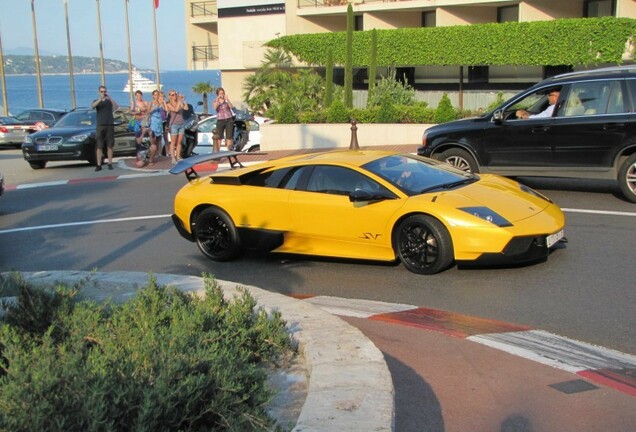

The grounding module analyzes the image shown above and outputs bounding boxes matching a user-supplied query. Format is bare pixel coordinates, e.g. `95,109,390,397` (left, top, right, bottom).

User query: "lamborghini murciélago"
171,150,566,274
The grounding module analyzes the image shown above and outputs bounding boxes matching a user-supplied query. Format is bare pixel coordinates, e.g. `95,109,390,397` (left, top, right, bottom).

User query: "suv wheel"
618,154,636,203
437,148,479,173
29,161,46,170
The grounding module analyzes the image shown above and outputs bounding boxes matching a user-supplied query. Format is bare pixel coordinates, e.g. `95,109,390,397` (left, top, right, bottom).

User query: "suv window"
562,81,613,116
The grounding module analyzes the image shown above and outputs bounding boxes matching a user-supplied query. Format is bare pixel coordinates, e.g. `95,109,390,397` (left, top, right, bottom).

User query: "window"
198,118,217,133
421,11,436,28
584,0,615,17
243,167,295,188
354,15,363,31
561,81,613,116
497,6,518,23
305,165,379,196
468,66,489,83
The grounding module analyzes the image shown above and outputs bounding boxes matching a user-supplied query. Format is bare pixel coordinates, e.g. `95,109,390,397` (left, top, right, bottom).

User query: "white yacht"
123,69,162,93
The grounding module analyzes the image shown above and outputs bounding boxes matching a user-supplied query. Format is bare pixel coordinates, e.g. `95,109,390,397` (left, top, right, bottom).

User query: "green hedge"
0,273,293,431
267,17,636,67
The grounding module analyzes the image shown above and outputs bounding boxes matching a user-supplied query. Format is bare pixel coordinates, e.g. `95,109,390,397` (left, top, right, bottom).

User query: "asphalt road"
1,148,635,358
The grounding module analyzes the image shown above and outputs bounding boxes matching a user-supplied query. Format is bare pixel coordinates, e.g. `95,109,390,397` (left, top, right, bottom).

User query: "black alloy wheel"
394,215,454,275
193,207,242,261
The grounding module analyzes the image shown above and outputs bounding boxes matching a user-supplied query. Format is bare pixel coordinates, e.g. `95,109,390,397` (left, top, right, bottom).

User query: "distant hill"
2,55,142,75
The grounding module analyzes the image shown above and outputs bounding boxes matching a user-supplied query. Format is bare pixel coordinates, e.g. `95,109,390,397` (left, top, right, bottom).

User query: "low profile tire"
618,153,636,203
394,215,454,275
436,148,479,174
193,207,242,261
28,161,46,170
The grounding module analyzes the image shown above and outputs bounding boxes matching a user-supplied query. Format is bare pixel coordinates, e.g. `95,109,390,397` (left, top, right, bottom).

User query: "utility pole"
63,0,76,109
31,0,44,108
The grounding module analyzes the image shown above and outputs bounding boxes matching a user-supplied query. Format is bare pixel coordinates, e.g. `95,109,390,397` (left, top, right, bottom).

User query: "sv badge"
359,233,382,240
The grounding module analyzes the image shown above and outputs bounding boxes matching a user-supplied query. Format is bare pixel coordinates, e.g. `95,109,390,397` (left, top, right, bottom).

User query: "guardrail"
192,45,219,62
191,1,217,17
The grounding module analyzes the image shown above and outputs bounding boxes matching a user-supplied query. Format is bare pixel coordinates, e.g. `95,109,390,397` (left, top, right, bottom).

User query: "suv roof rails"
553,64,636,79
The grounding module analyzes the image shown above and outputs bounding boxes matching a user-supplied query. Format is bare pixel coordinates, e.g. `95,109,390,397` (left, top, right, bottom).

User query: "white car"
193,115,269,154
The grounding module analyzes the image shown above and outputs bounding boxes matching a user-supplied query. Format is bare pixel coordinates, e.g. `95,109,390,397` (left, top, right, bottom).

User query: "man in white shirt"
516,88,560,119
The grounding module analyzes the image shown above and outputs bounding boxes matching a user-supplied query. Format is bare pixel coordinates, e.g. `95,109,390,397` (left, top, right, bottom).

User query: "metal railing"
191,1,217,17
297,0,384,8
192,45,219,62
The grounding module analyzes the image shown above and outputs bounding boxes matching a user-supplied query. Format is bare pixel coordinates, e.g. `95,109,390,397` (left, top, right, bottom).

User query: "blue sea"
0,70,222,115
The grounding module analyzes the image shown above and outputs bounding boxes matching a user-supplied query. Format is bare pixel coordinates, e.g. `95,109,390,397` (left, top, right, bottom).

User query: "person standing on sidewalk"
91,85,120,171
213,87,234,152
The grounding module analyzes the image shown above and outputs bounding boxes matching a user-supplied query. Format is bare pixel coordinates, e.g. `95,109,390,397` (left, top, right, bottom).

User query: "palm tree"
192,81,215,115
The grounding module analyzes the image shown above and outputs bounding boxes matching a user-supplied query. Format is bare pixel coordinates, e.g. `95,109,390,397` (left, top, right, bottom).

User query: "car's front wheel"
618,153,636,203
193,207,242,261
28,161,46,170
437,148,479,173
393,215,454,275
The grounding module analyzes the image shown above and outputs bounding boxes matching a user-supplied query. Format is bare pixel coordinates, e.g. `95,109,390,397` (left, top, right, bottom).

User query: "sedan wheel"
193,207,242,261
437,148,478,173
28,161,46,170
394,215,454,275
618,153,636,203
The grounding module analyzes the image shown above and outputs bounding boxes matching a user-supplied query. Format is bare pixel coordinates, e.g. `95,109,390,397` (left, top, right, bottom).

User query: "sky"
0,0,187,71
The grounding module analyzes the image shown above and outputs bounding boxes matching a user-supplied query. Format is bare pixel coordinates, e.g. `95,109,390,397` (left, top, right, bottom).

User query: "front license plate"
36,144,58,151
546,229,564,248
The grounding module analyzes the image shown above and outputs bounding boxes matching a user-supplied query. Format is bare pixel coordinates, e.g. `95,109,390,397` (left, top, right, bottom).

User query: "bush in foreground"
0,273,293,432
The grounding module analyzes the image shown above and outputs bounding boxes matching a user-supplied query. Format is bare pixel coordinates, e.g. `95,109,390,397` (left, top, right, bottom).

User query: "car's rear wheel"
193,207,242,261
394,215,454,275
28,161,46,170
618,153,636,203
437,148,479,173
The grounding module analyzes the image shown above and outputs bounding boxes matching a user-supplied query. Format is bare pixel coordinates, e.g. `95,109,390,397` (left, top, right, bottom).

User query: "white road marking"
0,214,172,235
563,208,636,217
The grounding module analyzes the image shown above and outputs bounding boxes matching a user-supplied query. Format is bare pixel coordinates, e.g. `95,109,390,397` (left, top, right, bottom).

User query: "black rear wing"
169,151,247,181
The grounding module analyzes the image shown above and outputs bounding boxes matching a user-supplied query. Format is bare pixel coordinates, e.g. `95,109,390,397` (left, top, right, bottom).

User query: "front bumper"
460,233,567,267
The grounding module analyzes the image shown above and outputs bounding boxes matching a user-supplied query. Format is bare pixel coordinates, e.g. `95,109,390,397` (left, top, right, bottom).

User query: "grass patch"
0,273,294,431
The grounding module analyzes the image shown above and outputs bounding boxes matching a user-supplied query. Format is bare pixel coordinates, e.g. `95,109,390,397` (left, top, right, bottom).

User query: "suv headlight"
68,133,90,143
459,206,512,227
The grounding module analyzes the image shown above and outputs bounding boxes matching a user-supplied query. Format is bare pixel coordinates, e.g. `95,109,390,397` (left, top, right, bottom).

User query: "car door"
550,79,631,168
480,91,555,169
286,165,403,261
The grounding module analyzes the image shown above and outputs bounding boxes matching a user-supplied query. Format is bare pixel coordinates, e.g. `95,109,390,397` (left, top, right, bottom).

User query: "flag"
154,0,159,8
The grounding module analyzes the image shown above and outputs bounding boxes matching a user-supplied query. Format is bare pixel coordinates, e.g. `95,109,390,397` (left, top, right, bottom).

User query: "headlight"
459,206,512,227
23,136,33,144
68,133,90,143
519,183,552,203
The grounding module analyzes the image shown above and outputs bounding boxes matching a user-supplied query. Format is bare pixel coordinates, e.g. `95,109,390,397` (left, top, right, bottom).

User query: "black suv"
418,66,636,203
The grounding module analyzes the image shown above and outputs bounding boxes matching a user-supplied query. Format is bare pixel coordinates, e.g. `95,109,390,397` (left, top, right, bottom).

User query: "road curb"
6,271,395,432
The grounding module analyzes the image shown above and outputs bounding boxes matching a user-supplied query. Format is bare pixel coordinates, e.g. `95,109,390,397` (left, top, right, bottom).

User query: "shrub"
0,274,293,431
327,99,350,123
275,101,298,124
366,69,416,108
377,97,400,123
434,93,459,123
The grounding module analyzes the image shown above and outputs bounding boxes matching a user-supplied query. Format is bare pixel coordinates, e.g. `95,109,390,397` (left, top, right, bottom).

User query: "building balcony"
190,1,217,23
191,44,219,69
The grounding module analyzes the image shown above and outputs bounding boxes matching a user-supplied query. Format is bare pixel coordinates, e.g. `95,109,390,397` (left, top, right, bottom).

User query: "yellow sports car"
170,150,566,274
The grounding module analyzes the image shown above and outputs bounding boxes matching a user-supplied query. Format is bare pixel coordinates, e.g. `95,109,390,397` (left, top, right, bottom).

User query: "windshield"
363,154,476,196
54,111,96,128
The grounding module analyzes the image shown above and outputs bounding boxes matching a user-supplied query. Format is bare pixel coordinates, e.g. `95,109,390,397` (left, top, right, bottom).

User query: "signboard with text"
218,0,285,18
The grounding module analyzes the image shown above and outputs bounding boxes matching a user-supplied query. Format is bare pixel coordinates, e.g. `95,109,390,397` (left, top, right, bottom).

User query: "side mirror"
492,109,504,124
349,188,397,203
113,119,124,126
197,101,203,106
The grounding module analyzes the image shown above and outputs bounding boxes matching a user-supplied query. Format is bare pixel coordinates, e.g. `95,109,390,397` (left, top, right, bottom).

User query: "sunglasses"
100,90,107,93
169,93,176,96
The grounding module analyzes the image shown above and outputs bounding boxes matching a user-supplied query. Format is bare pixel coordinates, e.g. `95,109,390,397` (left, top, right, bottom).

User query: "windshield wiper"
418,177,476,194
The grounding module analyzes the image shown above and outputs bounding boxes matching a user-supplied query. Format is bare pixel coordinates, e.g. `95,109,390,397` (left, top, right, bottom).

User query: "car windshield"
363,154,477,196
53,111,96,128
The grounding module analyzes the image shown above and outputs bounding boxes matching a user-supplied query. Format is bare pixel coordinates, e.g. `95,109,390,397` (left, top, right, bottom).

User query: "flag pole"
95,0,106,86
152,0,160,89
63,0,76,109
124,0,134,107
0,30,9,116
30,0,44,108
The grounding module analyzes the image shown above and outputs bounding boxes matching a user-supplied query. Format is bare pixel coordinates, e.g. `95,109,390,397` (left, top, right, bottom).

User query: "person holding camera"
213,87,234,153
166,89,188,163
91,85,119,171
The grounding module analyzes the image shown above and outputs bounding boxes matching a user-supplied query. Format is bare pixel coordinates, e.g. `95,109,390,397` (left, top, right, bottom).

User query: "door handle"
603,123,625,131
531,127,550,134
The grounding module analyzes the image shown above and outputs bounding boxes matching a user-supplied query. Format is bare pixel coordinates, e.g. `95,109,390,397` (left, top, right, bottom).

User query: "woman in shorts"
165,89,188,163
212,87,234,152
